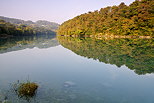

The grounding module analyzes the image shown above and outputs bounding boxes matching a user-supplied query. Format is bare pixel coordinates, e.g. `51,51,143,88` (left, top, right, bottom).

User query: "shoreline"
58,34,153,39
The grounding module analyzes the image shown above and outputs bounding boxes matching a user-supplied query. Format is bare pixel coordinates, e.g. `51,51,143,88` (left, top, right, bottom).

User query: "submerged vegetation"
58,36,154,75
12,80,38,101
58,0,154,37
17,82,38,98
0,79,101,103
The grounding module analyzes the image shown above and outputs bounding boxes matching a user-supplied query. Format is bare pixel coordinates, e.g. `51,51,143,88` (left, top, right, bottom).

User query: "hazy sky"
0,0,135,24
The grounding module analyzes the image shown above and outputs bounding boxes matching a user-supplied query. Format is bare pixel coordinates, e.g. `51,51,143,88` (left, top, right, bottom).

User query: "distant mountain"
0,16,29,24
0,16,59,37
35,20,59,31
0,16,59,31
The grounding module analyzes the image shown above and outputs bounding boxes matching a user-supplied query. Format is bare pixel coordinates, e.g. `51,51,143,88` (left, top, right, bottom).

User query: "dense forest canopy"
58,0,154,37
0,16,59,37
58,36,154,75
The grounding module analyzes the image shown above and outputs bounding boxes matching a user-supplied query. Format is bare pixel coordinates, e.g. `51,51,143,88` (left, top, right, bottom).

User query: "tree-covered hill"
58,0,154,37
0,16,59,31
0,16,33,25
0,16,59,37
35,20,59,31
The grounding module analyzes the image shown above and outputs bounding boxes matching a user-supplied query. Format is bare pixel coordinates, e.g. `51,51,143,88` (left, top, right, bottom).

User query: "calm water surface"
0,36,154,103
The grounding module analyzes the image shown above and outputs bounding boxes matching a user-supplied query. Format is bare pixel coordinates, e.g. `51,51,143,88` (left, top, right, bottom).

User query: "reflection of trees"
58,36,154,75
0,35,59,53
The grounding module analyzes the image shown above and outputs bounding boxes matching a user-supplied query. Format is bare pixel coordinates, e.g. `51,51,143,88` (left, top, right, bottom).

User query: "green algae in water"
12,80,38,102
18,82,38,98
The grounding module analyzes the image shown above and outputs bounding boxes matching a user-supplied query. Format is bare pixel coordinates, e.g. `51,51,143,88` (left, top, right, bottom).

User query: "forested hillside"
58,0,154,37
0,16,59,31
0,16,59,37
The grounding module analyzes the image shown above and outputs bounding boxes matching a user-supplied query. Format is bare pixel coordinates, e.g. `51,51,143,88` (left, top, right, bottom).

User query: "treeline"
58,36,154,75
58,0,154,36
0,20,56,37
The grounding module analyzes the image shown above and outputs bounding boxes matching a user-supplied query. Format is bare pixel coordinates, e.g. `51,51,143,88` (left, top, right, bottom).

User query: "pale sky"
0,0,135,24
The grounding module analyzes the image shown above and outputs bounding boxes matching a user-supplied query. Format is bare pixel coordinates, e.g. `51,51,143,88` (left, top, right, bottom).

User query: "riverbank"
58,34,153,39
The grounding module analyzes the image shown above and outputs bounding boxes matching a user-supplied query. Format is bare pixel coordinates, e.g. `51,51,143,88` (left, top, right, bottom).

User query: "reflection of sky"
0,45,154,102
0,0,135,24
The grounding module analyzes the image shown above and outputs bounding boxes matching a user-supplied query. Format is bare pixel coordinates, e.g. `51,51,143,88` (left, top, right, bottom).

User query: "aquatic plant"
18,82,38,98
12,80,38,101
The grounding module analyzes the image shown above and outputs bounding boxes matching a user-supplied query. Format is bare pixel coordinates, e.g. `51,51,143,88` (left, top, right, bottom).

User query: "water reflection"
0,36,154,103
1,80,94,103
0,35,59,54
58,36,154,75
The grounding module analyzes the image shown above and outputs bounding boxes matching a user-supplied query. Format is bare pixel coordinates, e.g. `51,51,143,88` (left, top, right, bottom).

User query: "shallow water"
0,36,154,103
